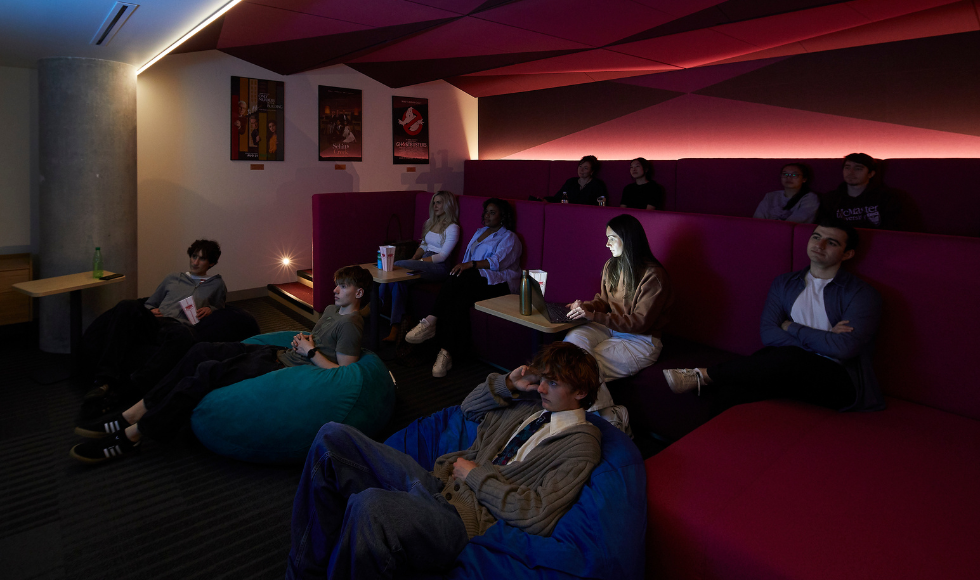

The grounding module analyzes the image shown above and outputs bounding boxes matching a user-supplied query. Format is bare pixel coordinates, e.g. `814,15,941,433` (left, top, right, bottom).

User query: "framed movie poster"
392,96,429,164
231,77,283,161
319,86,363,162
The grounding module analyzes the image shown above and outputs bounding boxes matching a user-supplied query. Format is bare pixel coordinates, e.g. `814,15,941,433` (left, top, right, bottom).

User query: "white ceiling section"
0,0,233,69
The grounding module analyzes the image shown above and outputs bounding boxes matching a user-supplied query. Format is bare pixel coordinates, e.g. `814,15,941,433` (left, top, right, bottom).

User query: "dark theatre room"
3,0,980,578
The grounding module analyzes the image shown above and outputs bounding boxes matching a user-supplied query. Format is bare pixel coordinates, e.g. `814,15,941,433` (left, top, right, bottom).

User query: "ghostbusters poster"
392,96,429,164
231,76,283,161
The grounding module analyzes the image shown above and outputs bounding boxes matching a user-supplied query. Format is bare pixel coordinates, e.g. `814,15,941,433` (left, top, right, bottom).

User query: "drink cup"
529,270,548,296
380,245,396,271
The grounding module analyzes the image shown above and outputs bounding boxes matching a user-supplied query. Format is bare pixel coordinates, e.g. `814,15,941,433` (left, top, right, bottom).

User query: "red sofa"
463,158,980,238
312,188,980,579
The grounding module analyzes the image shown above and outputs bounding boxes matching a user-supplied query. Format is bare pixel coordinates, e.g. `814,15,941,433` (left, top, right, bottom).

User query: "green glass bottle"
93,247,103,278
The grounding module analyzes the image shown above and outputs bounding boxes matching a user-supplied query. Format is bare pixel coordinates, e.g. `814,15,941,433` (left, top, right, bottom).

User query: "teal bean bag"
190,331,396,464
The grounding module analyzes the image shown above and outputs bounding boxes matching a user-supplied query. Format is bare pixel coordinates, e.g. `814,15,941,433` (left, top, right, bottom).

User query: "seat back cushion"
191,332,395,463
386,406,646,580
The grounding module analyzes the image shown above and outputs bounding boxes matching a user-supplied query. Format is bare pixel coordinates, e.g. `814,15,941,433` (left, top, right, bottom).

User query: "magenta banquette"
311,158,980,579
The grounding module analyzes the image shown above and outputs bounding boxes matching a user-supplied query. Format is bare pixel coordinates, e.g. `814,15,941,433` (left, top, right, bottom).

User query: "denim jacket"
760,267,884,411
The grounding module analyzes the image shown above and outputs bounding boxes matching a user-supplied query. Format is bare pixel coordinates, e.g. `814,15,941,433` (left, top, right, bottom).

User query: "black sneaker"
84,383,111,402
70,433,141,464
75,413,131,439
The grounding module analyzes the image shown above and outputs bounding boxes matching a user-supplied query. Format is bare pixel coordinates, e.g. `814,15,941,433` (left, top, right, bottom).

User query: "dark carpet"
0,298,501,580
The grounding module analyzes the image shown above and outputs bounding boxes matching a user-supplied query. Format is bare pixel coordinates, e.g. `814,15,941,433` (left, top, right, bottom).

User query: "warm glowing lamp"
282,257,291,266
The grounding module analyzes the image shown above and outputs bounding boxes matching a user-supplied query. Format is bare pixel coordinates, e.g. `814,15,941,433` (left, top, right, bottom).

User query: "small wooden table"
13,271,125,379
358,263,421,351
474,294,582,334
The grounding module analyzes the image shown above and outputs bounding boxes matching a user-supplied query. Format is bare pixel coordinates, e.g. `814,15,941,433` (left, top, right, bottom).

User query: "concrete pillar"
38,57,137,353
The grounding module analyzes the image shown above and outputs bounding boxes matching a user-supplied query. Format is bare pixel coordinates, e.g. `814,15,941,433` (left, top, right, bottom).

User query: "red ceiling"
172,0,980,96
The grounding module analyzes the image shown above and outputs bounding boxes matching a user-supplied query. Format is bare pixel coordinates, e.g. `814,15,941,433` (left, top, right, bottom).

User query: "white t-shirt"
419,223,460,264
790,272,832,332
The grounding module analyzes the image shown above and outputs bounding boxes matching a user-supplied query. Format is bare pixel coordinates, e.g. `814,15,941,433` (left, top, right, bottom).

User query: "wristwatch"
306,347,319,360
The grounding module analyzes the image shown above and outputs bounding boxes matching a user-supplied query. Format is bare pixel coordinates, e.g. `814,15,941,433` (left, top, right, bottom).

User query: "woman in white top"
753,162,820,223
383,191,461,342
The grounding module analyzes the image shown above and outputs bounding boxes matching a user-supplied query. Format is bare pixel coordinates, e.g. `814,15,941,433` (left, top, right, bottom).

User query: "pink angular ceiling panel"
465,49,672,75
801,1,980,52
613,57,787,93
251,0,459,27
630,0,727,19
701,42,809,66
218,4,369,48
611,28,757,68
399,0,486,15
506,94,980,160
710,4,871,47
845,0,961,21
350,16,591,62
448,70,670,97
473,0,676,47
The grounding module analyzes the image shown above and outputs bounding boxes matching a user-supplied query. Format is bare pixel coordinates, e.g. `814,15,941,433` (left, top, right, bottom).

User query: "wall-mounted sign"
231,76,283,161
392,96,429,165
319,86,362,162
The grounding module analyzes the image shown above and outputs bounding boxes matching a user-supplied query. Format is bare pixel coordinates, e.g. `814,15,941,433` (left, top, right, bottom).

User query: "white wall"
137,51,478,295
0,65,38,254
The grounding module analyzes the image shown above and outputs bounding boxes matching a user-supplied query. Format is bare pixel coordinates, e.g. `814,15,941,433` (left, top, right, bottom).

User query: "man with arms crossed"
286,341,602,579
70,266,372,463
664,219,884,412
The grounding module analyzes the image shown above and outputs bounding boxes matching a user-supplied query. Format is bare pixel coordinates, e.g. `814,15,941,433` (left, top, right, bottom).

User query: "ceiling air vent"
91,2,139,46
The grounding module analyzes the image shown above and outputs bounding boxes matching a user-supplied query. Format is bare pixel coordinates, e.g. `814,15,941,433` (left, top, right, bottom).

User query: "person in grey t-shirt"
69,266,373,464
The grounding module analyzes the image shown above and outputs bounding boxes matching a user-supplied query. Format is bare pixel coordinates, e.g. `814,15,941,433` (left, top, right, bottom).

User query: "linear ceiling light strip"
136,0,242,75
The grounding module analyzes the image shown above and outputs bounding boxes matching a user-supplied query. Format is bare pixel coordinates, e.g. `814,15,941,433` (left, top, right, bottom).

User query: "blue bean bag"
384,405,647,580
191,331,396,464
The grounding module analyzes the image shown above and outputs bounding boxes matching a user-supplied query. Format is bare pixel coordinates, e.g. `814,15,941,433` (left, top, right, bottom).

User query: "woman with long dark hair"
620,157,665,210
406,198,523,378
753,162,820,223
564,214,673,431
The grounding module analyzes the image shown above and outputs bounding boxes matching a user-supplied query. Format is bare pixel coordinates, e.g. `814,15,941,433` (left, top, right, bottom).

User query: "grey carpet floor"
0,298,499,580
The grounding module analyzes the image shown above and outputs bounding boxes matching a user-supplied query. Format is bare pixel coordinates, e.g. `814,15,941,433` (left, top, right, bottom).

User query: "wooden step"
297,269,313,289
267,282,319,322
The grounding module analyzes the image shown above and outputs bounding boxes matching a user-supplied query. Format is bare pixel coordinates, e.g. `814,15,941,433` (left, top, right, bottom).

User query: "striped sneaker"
75,413,131,439
70,433,140,464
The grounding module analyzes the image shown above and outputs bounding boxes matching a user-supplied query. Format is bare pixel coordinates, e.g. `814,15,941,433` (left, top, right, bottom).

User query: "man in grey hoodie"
81,239,226,406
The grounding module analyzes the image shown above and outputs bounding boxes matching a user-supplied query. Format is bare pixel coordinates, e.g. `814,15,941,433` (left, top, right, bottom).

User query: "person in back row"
621,157,666,210
819,153,902,230
663,219,884,413
69,266,372,464
564,214,673,433
543,155,608,205
286,341,602,579
753,162,820,223
81,239,227,409
406,198,523,378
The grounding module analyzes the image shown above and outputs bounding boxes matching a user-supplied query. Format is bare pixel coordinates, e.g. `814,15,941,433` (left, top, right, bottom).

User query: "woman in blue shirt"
406,198,523,378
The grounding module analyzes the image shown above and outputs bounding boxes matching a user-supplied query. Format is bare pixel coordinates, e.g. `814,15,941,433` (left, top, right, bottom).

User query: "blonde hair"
421,190,460,243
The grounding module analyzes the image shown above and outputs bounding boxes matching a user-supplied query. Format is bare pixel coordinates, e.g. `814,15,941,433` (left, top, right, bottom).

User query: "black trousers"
706,346,855,410
82,299,197,395
138,342,282,441
432,269,509,355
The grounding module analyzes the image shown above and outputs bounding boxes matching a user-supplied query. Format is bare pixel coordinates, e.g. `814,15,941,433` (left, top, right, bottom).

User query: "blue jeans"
286,423,468,579
382,253,451,324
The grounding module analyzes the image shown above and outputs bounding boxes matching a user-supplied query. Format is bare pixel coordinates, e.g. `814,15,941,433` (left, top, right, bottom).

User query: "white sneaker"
405,319,436,344
432,349,452,378
663,368,703,395
596,405,633,439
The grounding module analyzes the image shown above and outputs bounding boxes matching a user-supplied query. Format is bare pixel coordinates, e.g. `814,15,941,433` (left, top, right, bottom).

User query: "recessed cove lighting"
136,0,242,75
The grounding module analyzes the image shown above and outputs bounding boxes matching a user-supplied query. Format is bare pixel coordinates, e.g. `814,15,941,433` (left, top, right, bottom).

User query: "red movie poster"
392,96,429,164
318,86,362,162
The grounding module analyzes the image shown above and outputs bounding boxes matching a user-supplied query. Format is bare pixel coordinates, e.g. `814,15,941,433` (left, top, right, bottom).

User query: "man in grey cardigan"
286,342,603,579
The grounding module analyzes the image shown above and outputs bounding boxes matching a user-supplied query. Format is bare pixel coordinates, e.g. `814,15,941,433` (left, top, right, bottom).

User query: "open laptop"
528,277,586,326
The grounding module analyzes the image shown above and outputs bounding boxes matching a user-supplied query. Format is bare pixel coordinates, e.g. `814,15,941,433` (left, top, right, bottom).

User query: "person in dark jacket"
543,155,608,205
663,219,884,413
